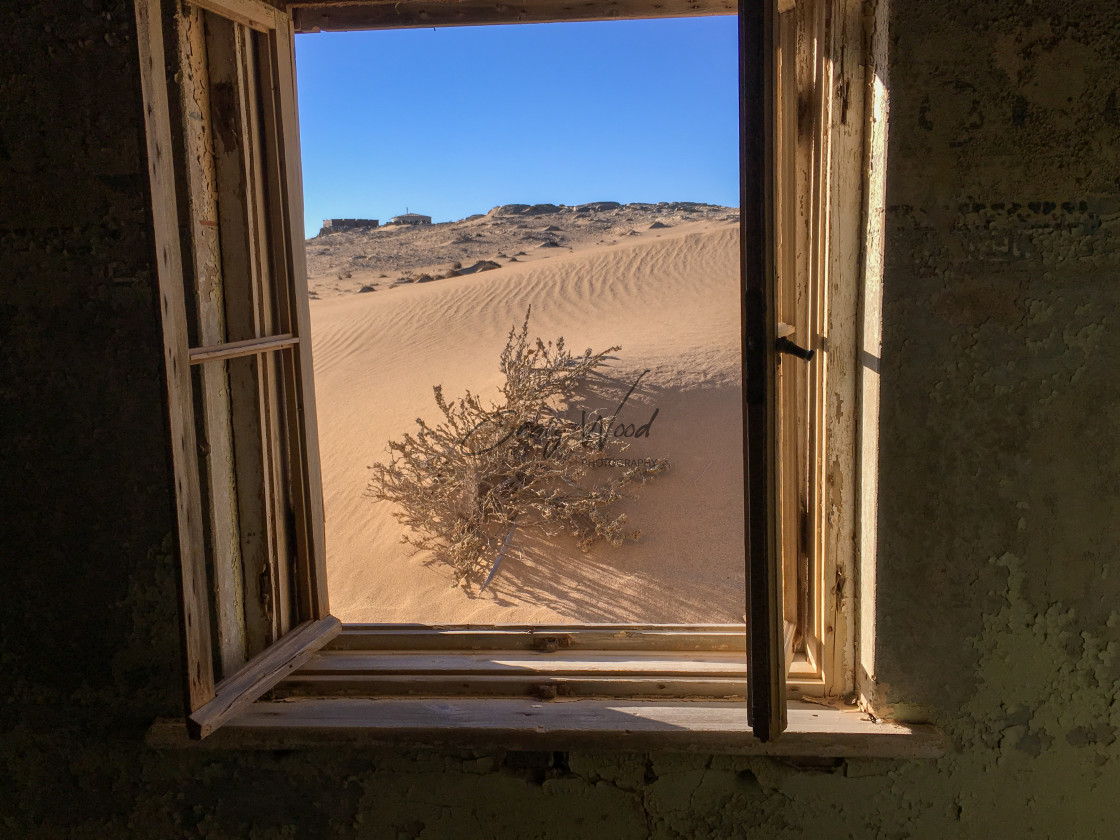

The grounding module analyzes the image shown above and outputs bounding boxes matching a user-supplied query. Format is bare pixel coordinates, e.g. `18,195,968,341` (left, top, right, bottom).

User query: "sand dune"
310,220,745,624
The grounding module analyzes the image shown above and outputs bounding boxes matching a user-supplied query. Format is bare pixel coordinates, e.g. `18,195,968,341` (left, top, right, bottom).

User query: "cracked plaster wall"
1,0,1118,837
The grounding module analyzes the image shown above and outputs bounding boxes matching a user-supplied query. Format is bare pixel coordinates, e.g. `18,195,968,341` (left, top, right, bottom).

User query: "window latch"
776,336,815,362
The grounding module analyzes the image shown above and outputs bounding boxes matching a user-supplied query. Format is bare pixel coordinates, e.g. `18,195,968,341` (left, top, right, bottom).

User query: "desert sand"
308,203,745,624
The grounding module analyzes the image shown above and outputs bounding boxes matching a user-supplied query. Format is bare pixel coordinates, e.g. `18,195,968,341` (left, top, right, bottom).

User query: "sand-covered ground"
307,204,745,624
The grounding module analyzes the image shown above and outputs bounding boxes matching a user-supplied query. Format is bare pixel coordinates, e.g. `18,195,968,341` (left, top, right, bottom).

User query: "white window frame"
137,0,939,755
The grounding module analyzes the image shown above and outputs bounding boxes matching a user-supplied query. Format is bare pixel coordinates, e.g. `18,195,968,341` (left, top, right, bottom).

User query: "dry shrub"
367,309,667,592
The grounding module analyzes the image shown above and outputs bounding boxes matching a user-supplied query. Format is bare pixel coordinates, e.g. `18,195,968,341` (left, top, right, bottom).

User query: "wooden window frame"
139,0,938,754
137,0,340,740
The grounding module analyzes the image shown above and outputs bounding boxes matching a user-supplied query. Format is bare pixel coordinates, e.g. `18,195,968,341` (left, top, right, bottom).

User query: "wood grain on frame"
740,0,786,742
291,0,736,33
178,3,248,679
188,616,341,738
191,0,282,31
204,13,280,660
268,14,331,621
153,699,944,758
134,0,217,712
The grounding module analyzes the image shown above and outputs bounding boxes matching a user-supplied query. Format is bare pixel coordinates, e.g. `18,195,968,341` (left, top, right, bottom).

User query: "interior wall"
0,0,1117,836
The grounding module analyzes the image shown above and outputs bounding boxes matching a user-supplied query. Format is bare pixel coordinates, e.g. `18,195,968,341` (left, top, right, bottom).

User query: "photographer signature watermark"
459,370,662,463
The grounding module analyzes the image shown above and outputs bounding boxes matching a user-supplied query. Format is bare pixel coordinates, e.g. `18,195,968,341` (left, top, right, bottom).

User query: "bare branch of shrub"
367,308,667,592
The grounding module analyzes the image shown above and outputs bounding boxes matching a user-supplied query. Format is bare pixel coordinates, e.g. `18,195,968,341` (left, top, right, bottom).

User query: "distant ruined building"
388,212,432,226
320,218,379,235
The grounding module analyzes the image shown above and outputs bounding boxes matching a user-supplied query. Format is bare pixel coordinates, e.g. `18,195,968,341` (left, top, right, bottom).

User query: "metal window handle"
776,336,815,362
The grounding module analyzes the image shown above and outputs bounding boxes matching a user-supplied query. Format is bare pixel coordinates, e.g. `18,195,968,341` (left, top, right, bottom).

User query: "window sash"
740,0,787,742
136,0,339,740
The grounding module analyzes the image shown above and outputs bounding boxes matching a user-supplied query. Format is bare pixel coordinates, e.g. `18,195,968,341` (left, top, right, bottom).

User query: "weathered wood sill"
148,699,943,757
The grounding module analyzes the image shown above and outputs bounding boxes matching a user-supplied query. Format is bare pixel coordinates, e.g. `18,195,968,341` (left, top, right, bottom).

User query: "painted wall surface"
1,0,1118,837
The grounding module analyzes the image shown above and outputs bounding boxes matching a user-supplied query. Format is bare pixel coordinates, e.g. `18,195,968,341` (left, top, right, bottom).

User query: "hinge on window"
799,506,812,558
796,506,812,651
286,505,299,592
258,565,272,621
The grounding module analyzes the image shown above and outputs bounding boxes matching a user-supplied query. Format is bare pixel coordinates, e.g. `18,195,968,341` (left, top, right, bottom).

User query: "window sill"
147,698,943,757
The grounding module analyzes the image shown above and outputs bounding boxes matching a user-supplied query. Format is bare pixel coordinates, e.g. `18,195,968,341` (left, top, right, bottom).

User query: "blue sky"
295,16,740,238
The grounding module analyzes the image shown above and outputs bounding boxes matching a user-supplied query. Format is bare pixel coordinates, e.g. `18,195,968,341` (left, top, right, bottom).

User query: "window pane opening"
296,17,746,625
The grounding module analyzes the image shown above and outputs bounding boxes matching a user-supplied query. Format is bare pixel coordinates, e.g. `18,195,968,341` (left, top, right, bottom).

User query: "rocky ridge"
305,201,739,298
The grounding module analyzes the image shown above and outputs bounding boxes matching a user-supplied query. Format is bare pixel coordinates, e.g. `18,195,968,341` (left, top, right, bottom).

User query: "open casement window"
136,0,340,739
138,0,900,750
773,0,866,705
